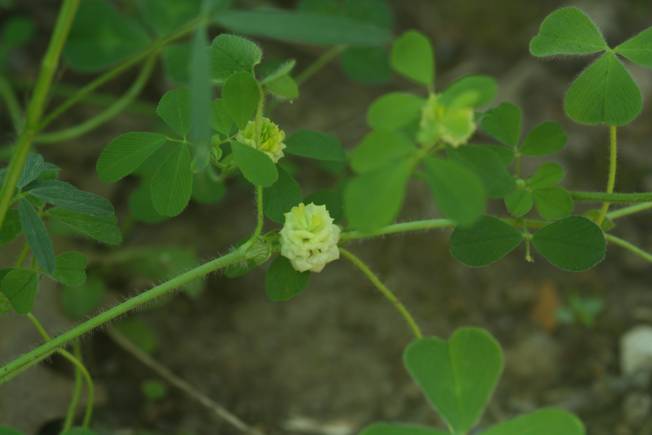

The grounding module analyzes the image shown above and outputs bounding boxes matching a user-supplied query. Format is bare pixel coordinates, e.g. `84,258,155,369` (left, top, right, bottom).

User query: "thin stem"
36,54,157,144
0,75,23,132
570,191,652,203
108,328,264,435
0,249,246,383
254,186,264,238
607,202,652,220
15,243,31,267
295,45,346,86
39,16,203,130
0,0,80,229
26,313,94,428
341,219,454,242
605,234,652,263
597,126,618,225
62,340,84,431
340,248,423,339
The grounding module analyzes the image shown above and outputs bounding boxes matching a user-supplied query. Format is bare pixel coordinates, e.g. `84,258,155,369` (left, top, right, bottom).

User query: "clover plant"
0,2,651,434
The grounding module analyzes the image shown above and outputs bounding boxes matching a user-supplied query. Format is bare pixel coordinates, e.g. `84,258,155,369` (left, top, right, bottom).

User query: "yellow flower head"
280,202,341,273
236,117,286,163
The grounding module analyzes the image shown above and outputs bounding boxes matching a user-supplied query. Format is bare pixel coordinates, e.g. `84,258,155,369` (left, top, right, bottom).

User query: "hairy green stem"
596,126,618,225
62,340,84,430
0,75,23,132
341,219,455,241
36,54,157,144
0,0,80,229
606,234,652,263
1,249,246,383
254,186,264,238
340,248,423,339
607,202,652,220
27,313,94,428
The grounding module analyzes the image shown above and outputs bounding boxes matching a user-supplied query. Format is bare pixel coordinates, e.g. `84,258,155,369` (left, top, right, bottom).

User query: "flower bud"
280,203,341,273
418,94,476,148
236,117,286,163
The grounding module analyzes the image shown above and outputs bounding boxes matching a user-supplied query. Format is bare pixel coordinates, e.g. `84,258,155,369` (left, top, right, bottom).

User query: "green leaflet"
17,198,55,274
482,408,585,435
564,52,642,126
52,251,87,287
264,167,302,223
450,216,523,267
156,88,191,137
1,268,38,314
404,328,504,434
391,30,434,88
532,216,605,272
149,143,194,217
265,256,310,301
367,92,424,131
231,141,278,187
360,423,447,435
529,7,607,57
616,27,652,69
344,158,414,231
97,132,167,182
285,130,346,162
222,71,261,129
211,33,262,82
480,102,522,147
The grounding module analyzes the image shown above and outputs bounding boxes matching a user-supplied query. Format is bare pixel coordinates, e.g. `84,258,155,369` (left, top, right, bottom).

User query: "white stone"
621,325,652,375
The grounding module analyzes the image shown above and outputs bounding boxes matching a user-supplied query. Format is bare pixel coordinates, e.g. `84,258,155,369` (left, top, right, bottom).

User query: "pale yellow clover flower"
417,94,476,148
280,202,341,273
236,116,286,163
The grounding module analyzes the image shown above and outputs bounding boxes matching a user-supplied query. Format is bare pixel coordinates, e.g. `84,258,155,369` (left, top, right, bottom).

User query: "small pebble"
621,326,652,375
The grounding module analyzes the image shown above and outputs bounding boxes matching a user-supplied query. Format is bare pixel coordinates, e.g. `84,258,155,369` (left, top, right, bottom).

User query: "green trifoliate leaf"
480,102,522,147
1,268,38,314
450,216,523,267
528,162,564,189
404,328,504,434
264,167,302,223
564,52,642,126
211,33,262,82
534,187,574,221
616,27,652,69
504,187,533,218
449,145,516,198
423,157,485,227
521,121,567,156
26,180,115,218
532,216,606,272
52,251,87,287
136,0,201,36
64,0,150,73
149,143,193,217
156,88,191,137
340,47,391,86
344,158,414,231
222,71,261,129
439,75,497,108
285,130,346,162
61,276,106,321
350,130,417,173
0,209,21,246
529,7,607,57
97,132,167,182
367,92,424,131
232,141,278,187
48,208,122,245
391,30,434,88
215,9,391,46
482,408,585,435
17,199,55,274
265,256,310,302
359,423,447,435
